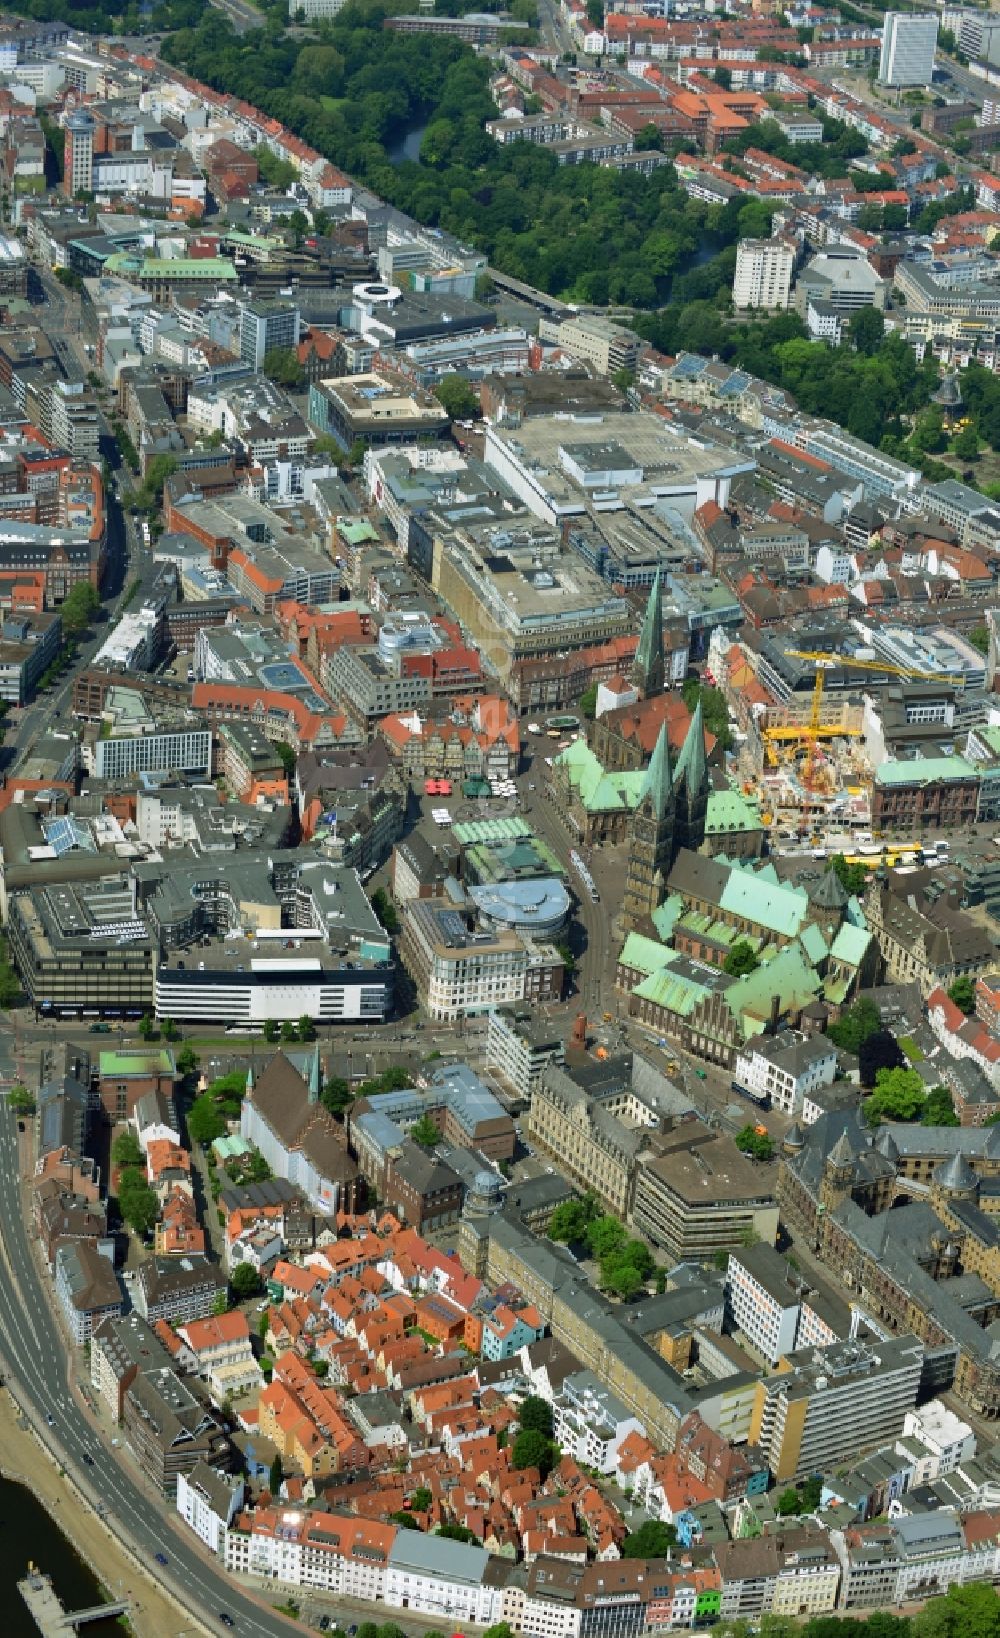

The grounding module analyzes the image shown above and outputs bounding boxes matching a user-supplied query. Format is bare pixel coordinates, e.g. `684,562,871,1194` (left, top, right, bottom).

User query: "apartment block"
733,238,794,312
732,1031,838,1116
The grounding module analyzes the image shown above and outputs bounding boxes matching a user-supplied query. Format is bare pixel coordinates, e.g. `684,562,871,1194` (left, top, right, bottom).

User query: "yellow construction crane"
782,648,964,789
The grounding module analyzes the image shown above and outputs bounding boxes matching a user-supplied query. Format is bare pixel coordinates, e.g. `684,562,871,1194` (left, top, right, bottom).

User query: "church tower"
621,724,675,930
672,698,710,857
631,571,665,699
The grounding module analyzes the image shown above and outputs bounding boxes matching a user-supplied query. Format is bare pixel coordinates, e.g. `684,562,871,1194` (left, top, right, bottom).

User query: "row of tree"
549,1192,657,1298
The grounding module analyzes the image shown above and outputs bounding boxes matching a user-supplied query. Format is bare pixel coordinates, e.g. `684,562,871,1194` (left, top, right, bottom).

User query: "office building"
7,876,154,1018
733,238,794,312
63,107,94,196
238,300,300,371
93,727,212,782
485,1007,565,1099
749,1336,925,1481
123,1366,229,1497
879,12,938,85
632,1126,779,1262
308,370,449,452
725,1243,844,1367
54,1240,123,1344
90,1311,174,1422
401,899,564,1021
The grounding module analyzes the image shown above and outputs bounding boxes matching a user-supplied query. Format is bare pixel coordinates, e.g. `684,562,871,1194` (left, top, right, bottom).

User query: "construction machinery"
782,648,965,791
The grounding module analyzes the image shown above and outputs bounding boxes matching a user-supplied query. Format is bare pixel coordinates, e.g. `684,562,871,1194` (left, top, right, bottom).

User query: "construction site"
708,630,968,849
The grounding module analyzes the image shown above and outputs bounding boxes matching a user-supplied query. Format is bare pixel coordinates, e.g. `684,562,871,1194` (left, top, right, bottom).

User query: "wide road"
0,1097,297,1638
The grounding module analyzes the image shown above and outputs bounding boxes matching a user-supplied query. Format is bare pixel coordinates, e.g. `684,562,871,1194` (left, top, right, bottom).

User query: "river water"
387,124,427,164
0,1474,121,1638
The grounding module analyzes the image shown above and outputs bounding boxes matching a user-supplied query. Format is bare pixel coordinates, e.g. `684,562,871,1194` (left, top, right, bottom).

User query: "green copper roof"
633,956,720,1017
705,787,764,835
554,739,645,813
718,865,809,939
619,931,672,976
651,895,683,941
725,941,822,1030
830,921,872,966
874,755,976,786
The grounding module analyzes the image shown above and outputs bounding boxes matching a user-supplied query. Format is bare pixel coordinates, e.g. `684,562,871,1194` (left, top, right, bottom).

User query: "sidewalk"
0,1388,186,1638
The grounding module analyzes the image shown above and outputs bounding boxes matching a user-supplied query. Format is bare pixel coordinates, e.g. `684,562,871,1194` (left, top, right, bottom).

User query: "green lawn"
899,1036,924,1064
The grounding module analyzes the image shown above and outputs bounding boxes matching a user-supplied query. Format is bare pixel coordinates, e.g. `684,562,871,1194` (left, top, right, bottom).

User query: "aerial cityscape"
2,0,1000,1635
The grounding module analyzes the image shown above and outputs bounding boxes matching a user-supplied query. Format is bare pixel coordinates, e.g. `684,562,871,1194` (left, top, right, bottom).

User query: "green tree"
621,1519,677,1556
680,677,732,751
775,1486,802,1516
548,1193,599,1244
969,626,990,656
952,421,980,461
586,1214,627,1262
827,995,881,1054
948,975,975,1015
371,888,400,935
322,1076,354,1119
263,1018,280,1042
922,1085,959,1127
7,1086,34,1115
280,1020,298,1043
799,1475,823,1511
735,1124,774,1161
117,1173,158,1237
138,1011,155,1041
262,347,304,388
579,683,598,720
274,741,296,778
411,1114,442,1148
723,940,759,977
433,373,478,420
850,307,885,356
859,1028,906,1088
161,1017,178,1042
60,580,100,637
913,1583,1000,1638
176,1044,200,1080
187,1093,226,1146
830,855,869,896
511,1426,558,1477
112,1129,143,1169
269,1453,283,1496
231,1261,260,1301
519,1395,554,1437
864,1066,927,1125
410,1485,433,1511
297,1014,315,1042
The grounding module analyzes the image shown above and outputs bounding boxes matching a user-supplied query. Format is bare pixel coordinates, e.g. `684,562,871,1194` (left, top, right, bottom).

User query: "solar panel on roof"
674,354,708,378
44,816,96,857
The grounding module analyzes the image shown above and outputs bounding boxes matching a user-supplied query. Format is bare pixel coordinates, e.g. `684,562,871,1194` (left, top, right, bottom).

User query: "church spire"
641,721,673,820
620,722,675,932
672,697,709,858
631,571,664,698
674,697,707,795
